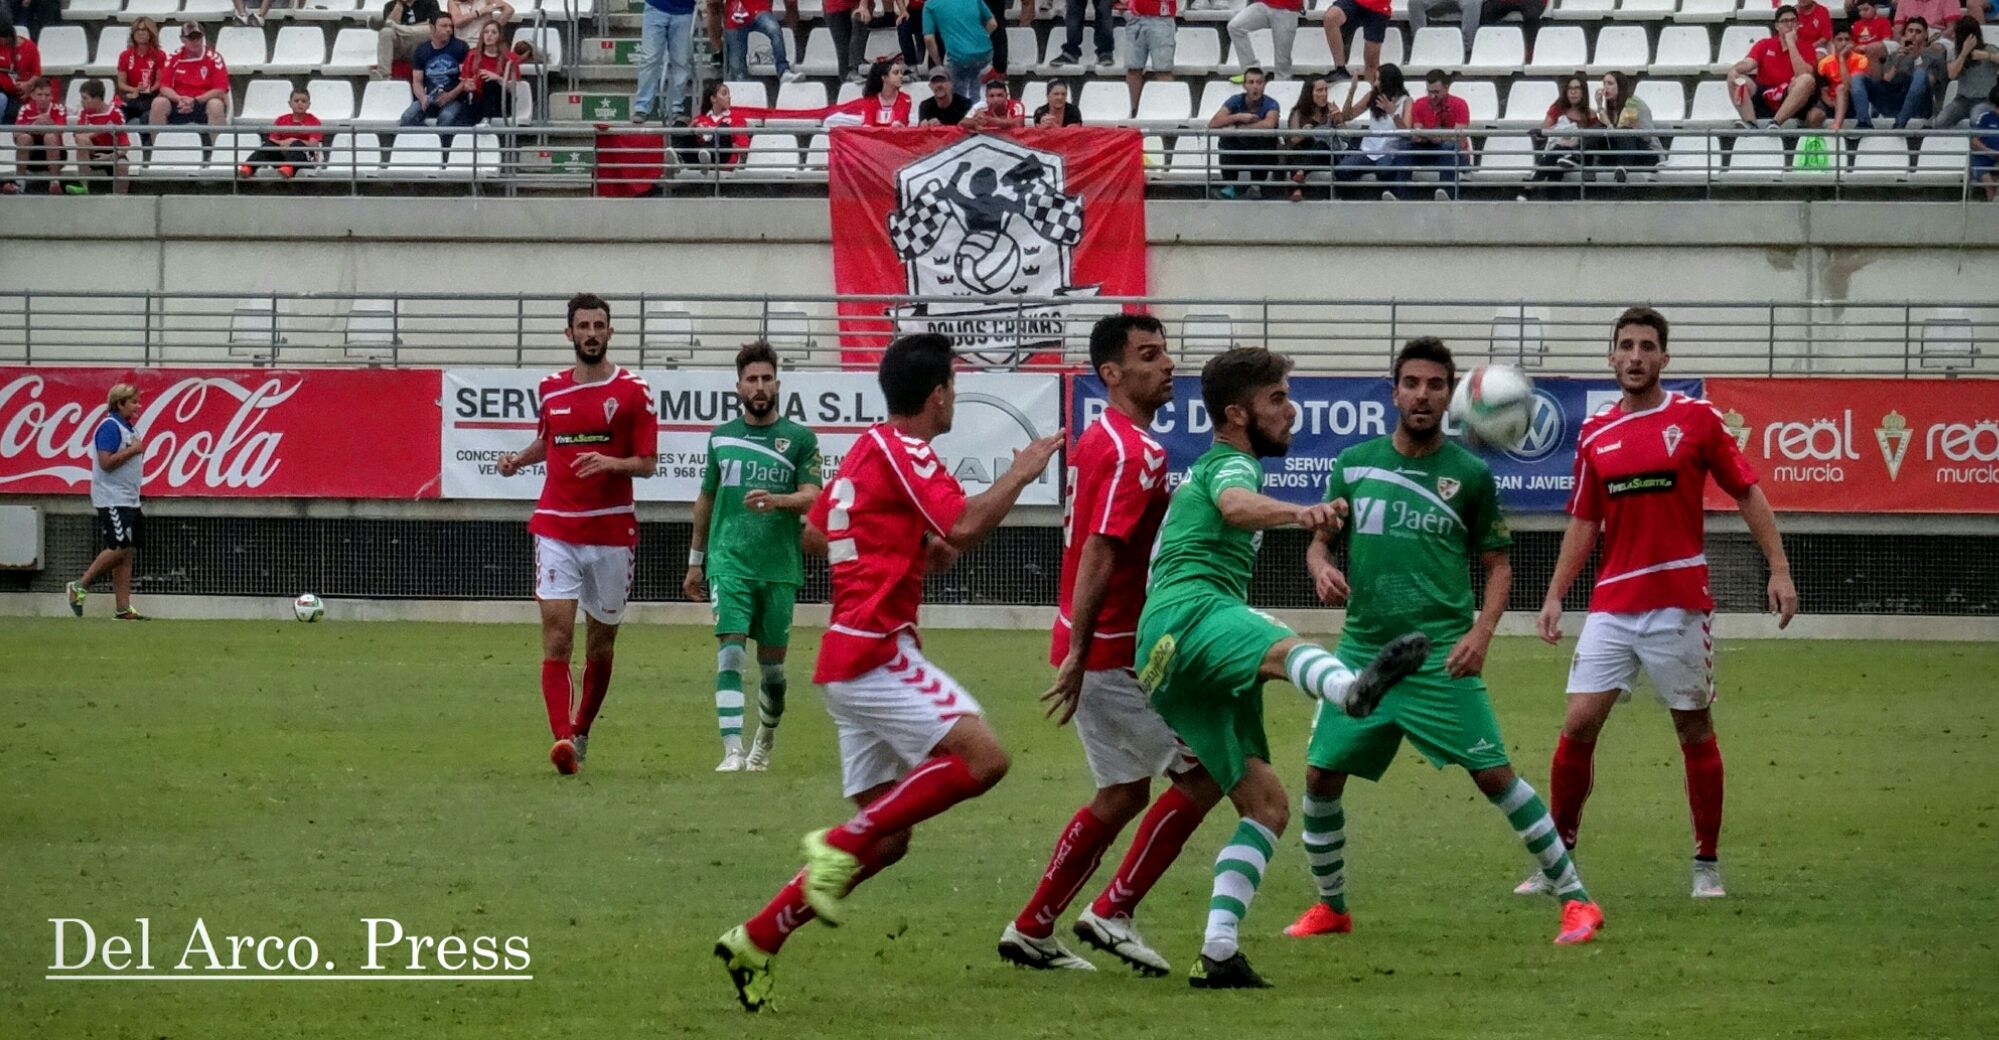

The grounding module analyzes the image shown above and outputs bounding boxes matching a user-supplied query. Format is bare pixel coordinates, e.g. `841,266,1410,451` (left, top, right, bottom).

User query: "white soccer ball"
293,593,325,623
1450,365,1538,452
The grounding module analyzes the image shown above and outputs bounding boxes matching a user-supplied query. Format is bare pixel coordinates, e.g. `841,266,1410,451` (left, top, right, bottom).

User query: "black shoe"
1055,51,1082,65
1328,65,1352,82
1189,951,1270,989
1343,631,1431,719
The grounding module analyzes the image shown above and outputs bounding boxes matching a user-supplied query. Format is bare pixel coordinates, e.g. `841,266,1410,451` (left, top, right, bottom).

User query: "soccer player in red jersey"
496,293,658,776
998,315,1223,977
1522,307,1797,900
714,333,1061,1012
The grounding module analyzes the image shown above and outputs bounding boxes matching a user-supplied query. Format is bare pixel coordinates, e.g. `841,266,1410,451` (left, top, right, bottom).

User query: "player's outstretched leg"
714,638,749,771
1476,766,1602,944
1282,632,1432,718
746,653,787,772
1190,760,1286,990
1286,771,1353,938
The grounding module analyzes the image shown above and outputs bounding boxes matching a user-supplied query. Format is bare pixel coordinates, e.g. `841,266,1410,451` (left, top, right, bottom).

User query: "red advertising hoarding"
1703,378,1999,513
0,368,442,499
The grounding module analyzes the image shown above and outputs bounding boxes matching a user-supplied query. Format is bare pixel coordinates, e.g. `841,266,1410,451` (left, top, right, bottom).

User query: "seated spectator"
9,76,66,195
924,0,996,104
1324,0,1390,84
233,0,276,28
1470,0,1547,60
239,87,323,179
1788,0,1835,53
964,77,1024,129
1529,73,1595,196
688,80,750,166
1893,0,1961,36
403,14,475,129
1054,0,1115,68
1283,74,1345,201
1862,17,1947,127
152,21,231,143
115,17,166,125
1034,80,1084,125
852,58,914,125
718,0,800,82
378,0,443,81
1806,25,1868,129
1404,68,1469,200
451,0,516,45
0,11,45,126
1331,63,1411,198
1229,0,1303,82
1593,71,1661,173
71,79,131,194
1124,0,1177,118
1971,84,1999,201
917,68,970,125
1850,0,1894,58
1727,6,1816,128
1208,65,1282,198
462,20,524,123
1938,16,1999,127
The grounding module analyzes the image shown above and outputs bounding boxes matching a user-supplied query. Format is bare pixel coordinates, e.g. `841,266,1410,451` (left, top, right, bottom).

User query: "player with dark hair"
1523,306,1796,900
1284,337,1602,946
685,341,823,773
1136,346,1431,989
998,314,1225,977
715,333,1062,1012
497,292,658,775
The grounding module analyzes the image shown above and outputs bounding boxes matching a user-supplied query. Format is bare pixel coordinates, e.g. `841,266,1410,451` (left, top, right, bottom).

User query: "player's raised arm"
497,437,545,476
946,434,1062,551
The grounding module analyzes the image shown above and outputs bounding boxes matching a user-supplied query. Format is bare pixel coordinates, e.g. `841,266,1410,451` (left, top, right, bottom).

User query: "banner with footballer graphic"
1701,378,1999,513
442,368,1063,504
1069,374,1703,513
828,126,1148,369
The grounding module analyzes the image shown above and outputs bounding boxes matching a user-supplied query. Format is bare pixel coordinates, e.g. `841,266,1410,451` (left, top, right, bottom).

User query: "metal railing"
0,291,1989,377
5,123,1990,200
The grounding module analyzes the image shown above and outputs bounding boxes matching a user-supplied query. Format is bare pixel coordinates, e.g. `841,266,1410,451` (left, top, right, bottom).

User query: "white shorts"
533,535,634,626
1567,608,1715,710
1073,668,1199,788
823,635,985,798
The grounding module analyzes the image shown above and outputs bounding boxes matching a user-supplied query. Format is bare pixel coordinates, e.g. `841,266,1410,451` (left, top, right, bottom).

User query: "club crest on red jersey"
1663,423,1683,456
603,397,619,424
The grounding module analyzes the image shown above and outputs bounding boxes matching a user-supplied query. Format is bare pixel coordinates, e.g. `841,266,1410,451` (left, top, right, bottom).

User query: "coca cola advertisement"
0,368,443,499
1703,378,1999,513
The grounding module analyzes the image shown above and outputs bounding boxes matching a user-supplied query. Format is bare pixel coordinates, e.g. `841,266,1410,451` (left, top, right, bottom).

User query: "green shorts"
1136,594,1296,794
710,575,797,647
1304,640,1509,781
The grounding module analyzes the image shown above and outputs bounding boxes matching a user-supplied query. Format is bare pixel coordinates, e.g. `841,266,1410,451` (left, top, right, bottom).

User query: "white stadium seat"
89,26,130,75
378,132,447,178
268,26,328,75
309,78,357,121
36,26,90,75
327,27,377,76
68,0,122,19
1455,79,1499,123
1847,135,1911,183
1635,79,1686,122
1525,25,1588,73
1079,80,1131,122
1551,0,1613,18
1658,133,1718,181
1018,80,1048,115
1651,25,1714,76
1586,25,1649,74
1689,80,1738,124
1677,0,1736,20
292,0,364,20
797,28,838,76
1912,134,1971,185
1715,25,1763,72
122,0,184,21
725,80,769,109
1137,80,1193,124
1406,27,1466,74
744,133,802,176
1501,79,1558,126
1619,0,1677,16
1721,133,1785,183
359,79,412,124
1173,26,1224,76
1472,132,1535,181
146,132,205,178
238,78,294,123
801,133,830,176
1462,26,1523,76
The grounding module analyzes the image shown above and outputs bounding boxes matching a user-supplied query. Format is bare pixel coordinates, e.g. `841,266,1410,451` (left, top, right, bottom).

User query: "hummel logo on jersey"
1594,440,1622,455
1662,423,1684,456
550,407,572,415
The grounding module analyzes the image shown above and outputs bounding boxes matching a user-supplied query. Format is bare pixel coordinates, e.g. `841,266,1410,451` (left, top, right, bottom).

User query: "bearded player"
497,293,658,776
685,342,823,773
1284,338,1602,947
714,333,1062,1012
1135,346,1430,989
998,315,1224,977
1523,307,1796,900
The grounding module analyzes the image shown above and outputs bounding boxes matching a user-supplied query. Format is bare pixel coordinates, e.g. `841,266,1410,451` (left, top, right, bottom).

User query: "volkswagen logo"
1503,390,1565,462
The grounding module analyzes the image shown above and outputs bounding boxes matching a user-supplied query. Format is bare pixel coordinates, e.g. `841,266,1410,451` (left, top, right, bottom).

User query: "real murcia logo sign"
1874,410,1911,480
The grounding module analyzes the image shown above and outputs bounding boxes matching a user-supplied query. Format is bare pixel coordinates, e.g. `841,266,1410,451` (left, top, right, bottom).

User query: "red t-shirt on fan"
527,366,658,548
161,48,230,98
1567,393,1759,615
809,423,969,684
723,0,773,29
1051,407,1169,671
75,105,129,147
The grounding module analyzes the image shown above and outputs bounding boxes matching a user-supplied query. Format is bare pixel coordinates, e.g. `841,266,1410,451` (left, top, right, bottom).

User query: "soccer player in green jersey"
684,342,823,773
1282,338,1605,946
1135,346,1431,990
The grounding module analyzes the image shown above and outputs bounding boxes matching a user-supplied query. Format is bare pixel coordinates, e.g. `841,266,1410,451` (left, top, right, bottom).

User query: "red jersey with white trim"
1051,407,1169,670
1567,392,1759,614
161,47,230,98
527,366,658,548
75,105,129,147
809,423,968,683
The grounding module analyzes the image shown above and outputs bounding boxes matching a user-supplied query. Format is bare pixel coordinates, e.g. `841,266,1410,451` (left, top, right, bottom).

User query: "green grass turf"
2,618,1995,1038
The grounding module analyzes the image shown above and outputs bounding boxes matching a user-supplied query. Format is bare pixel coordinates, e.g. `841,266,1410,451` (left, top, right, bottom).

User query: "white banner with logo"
441,369,1062,504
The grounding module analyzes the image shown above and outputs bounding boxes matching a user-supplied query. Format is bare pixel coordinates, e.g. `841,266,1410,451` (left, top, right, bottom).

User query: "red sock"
1549,734,1596,851
574,658,613,736
743,862,885,954
1011,806,1118,938
1089,784,1205,921
540,659,574,741
825,754,984,856
1681,734,1725,860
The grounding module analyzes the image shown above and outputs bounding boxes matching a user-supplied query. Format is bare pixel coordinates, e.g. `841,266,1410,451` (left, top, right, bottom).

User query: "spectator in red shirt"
150,21,231,130
9,76,65,195
850,57,913,126
71,79,131,194
239,87,323,179
687,79,750,166
115,16,166,123
462,20,523,122
1892,0,1961,37
1727,5,1815,127
1778,0,1834,53
1401,68,1469,200
1323,0,1390,84
712,0,801,81
1850,0,1894,59
963,76,1023,130
0,11,43,125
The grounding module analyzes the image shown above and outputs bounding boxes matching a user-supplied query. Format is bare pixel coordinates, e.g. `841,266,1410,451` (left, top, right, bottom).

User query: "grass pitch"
3,618,1995,1039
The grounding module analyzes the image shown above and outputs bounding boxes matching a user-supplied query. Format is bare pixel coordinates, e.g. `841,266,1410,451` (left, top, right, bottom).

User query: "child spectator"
462,19,523,123
239,87,323,179
116,17,166,124
688,79,751,167
1807,25,1869,129
10,76,66,195
1789,0,1835,53
71,80,131,194
1033,80,1084,125
0,11,44,126
1850,0,1894,57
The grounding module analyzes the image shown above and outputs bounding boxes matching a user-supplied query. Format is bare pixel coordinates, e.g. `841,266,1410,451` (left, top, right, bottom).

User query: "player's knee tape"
758,663,788,725
718,642,748,675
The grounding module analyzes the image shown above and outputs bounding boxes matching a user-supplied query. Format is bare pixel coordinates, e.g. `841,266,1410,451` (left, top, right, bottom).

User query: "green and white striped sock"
1492,778,1588,904
1284,644,1358,709
716,640,746,755
1204,818,1278,962
757,661,787,730
1301,792,1348,913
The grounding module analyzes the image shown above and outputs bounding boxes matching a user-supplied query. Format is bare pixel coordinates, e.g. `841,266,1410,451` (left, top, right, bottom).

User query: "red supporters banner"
0,368,443,499
1703,378,1999,513
828,126,1149,368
